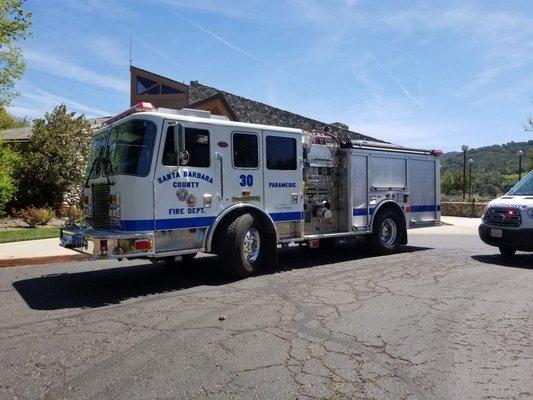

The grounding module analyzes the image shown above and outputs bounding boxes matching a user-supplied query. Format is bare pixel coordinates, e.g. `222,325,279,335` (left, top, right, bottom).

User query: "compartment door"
408,158,438,224
262,131,304,236
351,154,369,229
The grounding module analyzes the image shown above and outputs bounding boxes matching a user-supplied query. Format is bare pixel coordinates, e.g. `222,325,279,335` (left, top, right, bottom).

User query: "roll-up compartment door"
409,159,437,223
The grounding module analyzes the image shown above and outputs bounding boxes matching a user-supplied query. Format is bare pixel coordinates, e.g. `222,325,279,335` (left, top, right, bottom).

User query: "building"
1,66,380,143
0,117,109,144
130,66,380,142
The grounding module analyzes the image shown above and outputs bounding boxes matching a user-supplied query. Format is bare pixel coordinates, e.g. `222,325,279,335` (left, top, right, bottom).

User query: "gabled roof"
188,81,380,142
0,117,110,142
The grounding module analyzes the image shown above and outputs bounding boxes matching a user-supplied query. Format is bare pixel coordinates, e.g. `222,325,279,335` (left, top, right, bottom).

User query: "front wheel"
219,213,264,278
370,211,401,255
499,246,516,258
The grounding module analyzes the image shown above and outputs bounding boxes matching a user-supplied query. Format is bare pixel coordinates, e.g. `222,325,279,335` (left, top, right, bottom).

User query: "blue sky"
7,0,533,151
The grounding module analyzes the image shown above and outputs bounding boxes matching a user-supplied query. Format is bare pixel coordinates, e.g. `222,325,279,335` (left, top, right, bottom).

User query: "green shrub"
58,204,83,224
16,207,55,227
0,140,21,215
16,105,92,209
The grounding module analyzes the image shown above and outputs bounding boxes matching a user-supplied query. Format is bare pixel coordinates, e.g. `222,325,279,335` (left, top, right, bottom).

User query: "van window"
266,136,297,170
162,126,210,167
233,132,258,168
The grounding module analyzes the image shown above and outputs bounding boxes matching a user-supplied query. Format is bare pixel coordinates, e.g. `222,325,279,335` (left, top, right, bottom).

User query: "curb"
0,254,90,268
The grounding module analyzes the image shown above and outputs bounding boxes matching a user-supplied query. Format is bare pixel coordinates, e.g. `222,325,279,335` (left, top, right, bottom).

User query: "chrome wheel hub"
379,218,397,247
243,228,261,262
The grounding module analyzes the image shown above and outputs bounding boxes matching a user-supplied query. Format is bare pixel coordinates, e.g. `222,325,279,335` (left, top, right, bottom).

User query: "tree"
0,139,21,214
16,105,91,208
0,106,28,130
0,0,31,106
441,170,463,196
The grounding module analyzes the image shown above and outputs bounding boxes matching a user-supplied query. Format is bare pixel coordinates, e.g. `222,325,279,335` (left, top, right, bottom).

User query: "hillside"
441,140,533,174
440,140,533,198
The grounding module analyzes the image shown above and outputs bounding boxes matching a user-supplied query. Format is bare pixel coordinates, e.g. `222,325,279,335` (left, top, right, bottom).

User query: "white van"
479,170,533,256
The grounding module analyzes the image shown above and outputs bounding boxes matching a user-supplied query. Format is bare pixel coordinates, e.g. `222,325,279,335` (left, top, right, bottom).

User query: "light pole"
517,150,524,181
461,145,469,202
468,158,474,202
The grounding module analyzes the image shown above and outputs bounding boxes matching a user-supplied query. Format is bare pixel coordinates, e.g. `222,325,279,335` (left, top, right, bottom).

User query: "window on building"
233,132,258,168
136,76,159,95
266,136,297,170
162,127,210,167
161,84,182,94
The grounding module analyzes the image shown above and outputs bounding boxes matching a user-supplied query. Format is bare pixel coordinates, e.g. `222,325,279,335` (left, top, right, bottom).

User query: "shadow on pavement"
471,254,533,270
13,244,431,310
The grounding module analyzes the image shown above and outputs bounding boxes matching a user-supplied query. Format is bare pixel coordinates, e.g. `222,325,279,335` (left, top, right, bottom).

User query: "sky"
7,0,533,151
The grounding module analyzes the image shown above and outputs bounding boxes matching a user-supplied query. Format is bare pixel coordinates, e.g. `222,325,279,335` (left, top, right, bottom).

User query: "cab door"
153,119,218,251
217,128,264,210
262,130,304,239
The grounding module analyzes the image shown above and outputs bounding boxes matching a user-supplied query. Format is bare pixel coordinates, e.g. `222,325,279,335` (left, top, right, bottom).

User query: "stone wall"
441,202,487,218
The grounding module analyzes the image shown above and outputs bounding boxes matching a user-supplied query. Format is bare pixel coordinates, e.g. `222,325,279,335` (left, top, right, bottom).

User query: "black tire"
219,213,263,278
370,210,401,255
499,246,516,258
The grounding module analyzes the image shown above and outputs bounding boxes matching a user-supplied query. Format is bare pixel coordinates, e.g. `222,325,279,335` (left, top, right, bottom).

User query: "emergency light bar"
104,102,156,126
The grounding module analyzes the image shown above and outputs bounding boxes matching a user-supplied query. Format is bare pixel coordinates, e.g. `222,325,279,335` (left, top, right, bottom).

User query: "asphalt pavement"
0,219,531,399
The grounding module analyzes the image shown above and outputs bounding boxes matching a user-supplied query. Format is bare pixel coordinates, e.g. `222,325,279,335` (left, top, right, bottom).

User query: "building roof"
188,81,380,142
0,127,32,142
0,117,109,143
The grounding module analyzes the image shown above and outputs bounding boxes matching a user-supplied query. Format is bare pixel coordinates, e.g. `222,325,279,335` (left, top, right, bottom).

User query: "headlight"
527,209,533,219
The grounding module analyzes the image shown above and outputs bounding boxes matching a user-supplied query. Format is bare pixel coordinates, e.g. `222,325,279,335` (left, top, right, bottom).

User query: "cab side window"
162,126,210,167
266,136,297,170
233,132,258,168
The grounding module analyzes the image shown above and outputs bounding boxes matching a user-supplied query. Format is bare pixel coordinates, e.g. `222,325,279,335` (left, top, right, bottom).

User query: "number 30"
239,174,253,187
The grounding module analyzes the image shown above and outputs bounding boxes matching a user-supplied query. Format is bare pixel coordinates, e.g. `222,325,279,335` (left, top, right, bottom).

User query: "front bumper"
60,224,155,259
478,222,533,251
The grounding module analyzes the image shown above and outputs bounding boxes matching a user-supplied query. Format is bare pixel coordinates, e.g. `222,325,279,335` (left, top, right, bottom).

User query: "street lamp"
461,145,469,202
468,158,474,202
517,150,524,181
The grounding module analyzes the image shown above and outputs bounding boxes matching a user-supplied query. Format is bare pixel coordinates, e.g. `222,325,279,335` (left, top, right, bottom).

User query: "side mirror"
177,124,190,166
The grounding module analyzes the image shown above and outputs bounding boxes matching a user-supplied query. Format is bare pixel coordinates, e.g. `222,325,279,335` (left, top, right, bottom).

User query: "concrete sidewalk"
0,238,87,267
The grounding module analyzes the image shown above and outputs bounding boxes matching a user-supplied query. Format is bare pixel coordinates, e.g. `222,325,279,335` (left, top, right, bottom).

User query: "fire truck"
61,103,441,277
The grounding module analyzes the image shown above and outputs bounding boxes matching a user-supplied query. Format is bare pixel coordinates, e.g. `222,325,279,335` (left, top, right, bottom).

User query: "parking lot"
0,218,531,400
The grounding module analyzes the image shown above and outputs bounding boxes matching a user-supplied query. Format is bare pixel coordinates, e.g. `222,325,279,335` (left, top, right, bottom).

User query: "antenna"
129,33,133,66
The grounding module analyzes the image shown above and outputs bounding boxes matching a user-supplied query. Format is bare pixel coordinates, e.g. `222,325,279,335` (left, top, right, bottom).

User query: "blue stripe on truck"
116,211,303,232
353,204,440,216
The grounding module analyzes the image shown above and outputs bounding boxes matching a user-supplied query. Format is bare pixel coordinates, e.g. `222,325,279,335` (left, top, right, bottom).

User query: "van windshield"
508,171,533,195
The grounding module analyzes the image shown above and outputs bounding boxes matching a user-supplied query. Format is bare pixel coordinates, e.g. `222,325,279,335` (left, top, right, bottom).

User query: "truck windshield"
106,119,157,177
508,171,533,195
87,131,107,179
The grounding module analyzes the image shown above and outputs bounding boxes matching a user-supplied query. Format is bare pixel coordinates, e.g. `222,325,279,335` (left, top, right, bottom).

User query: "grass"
0,227,60,244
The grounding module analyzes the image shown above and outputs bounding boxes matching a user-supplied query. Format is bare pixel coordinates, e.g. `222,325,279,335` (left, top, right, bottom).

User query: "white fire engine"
61,103,441,277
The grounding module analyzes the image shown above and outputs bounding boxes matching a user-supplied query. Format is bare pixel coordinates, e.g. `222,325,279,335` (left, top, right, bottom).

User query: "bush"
16,105,92,209
16,207,55,227
0,140,22,215
58,204,83,224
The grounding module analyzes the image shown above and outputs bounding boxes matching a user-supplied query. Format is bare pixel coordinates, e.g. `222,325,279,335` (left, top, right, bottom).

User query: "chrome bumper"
59,224,155,259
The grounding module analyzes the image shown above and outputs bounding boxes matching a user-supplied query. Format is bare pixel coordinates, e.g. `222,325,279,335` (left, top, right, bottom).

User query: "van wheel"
499,246,516,258
371,210,401,255
220,213,263,278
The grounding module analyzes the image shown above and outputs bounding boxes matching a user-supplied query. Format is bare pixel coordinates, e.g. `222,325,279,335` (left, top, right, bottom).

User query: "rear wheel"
219,213,264,278
370,210,401,255
499,246,516,258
